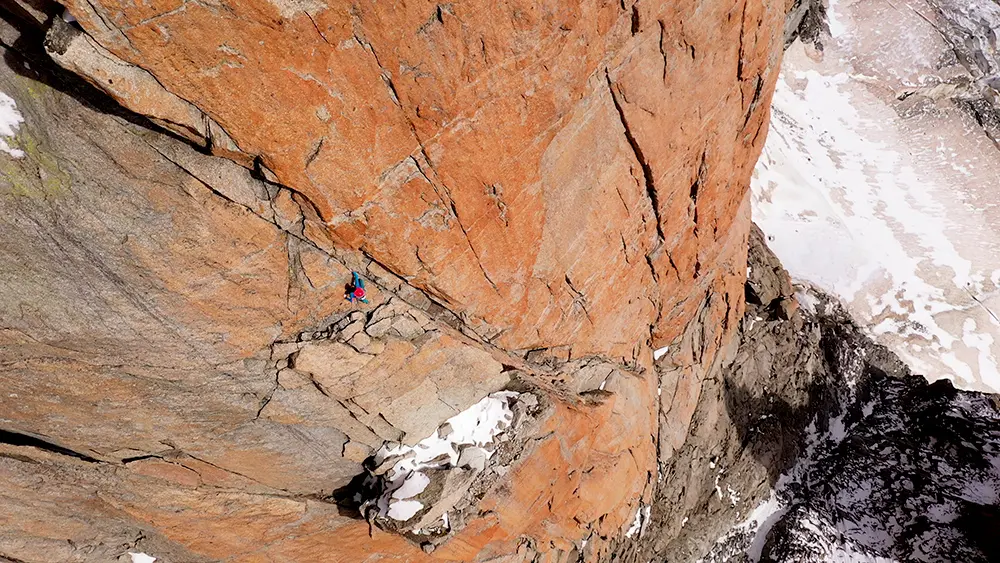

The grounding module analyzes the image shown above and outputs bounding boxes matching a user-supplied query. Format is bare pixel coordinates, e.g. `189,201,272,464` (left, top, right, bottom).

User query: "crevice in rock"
447,198,502,294
689,149,706,231
352,26,502,299
0,428,104,463
0,7,198,150
304,137,324,170
254,370,280,421
741,73,764,130
605,69,664,243
657,20,668,81
77,0,134,50
183,451,293,492
119,453,164,464
304,13,331,46
736,0,749,81
564,274,594,325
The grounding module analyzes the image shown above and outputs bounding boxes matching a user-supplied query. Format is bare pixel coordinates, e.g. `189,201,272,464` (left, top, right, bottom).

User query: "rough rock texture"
923,0,1000,146
598,223,826,562
0,0,787,562
782,0,825,49
608,222,1000,562
704,299,1000,562
53,0,785,360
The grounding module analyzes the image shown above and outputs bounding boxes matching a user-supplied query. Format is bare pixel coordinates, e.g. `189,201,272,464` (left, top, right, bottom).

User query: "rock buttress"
56,0,784,360
0,0,785,561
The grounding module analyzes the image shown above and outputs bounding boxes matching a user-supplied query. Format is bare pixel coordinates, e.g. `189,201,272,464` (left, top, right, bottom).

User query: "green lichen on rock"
0,129,70,198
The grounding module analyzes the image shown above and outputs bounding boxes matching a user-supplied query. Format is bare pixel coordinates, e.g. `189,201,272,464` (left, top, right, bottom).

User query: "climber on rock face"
345,271,369,304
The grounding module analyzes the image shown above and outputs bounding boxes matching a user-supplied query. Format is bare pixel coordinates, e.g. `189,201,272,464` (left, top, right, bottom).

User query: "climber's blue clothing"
346,271,369,304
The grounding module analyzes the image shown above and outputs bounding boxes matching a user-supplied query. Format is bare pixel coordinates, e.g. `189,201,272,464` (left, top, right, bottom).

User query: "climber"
345,271,369,304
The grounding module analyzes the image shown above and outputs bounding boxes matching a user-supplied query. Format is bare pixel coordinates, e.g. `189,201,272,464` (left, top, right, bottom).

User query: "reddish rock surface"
60,0,782,360
0,0,785,560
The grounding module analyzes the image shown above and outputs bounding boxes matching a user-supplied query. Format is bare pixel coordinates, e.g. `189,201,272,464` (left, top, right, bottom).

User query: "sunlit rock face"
55,0,785,361
0,0,786,561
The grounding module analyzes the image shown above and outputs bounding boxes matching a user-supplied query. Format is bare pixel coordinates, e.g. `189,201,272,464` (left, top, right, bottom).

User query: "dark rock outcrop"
704,298,1000,562
611,224,1000,562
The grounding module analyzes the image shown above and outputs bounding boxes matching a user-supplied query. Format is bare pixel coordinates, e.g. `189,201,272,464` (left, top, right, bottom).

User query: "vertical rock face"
0,0,784,561
55,0,783,359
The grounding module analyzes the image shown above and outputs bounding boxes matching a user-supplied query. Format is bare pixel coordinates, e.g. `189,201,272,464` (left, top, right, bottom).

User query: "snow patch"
128,554,156,563
653,346,670,361
794,285,824,315
0,92,25,158
826,0,849,39
387,499,423,521
371,391,519,521
726,484,741,507
751,64,1000,392
624,504,647,539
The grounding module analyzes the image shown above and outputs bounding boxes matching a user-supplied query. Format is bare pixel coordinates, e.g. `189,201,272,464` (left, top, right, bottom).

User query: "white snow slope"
753,0,1000,392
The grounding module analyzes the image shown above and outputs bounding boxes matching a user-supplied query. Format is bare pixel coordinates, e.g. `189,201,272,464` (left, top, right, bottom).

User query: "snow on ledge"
371,391,520,521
